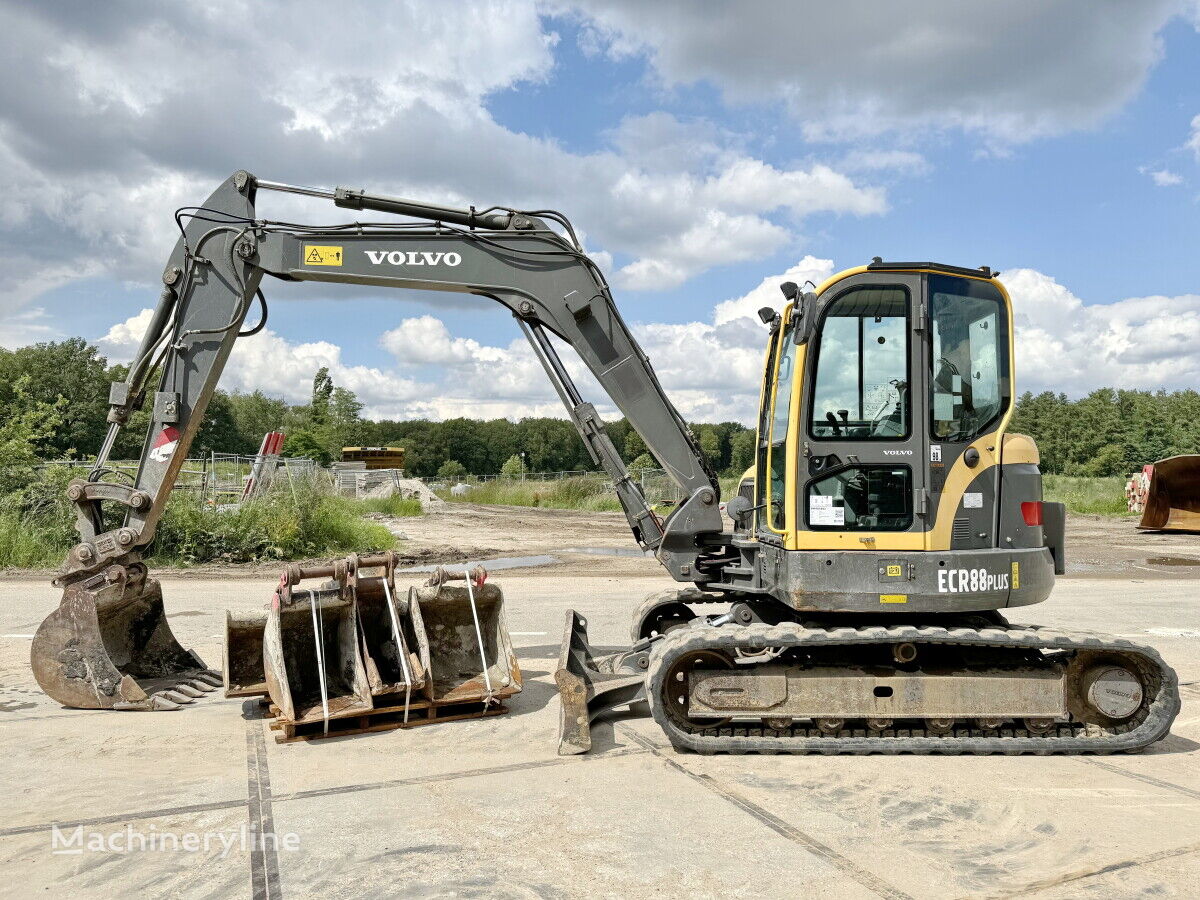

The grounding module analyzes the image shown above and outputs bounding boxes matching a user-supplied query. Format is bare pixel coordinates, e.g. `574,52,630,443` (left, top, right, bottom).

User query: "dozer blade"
32,567,217,710
224,610,268,698
1133,455,1200,532
555,610,651,755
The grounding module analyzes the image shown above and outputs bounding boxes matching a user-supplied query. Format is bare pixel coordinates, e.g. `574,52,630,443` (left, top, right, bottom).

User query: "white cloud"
98,308,428,419
563,1,1185,145
0,306,61,348
92,260,1200,426
0,4,886,317
1188,113,1200,159
839,150,930,175
1142,167,1183,186
713,256,835,325
1001,268,1200,396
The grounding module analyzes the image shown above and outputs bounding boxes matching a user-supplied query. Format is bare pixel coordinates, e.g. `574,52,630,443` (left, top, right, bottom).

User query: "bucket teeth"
188,679,218,693
160,690,195,705
174,684,204,698
197,670,223,686
149,696,183,711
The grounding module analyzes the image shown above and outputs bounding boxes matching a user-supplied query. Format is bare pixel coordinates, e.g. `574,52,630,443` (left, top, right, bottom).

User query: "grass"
449,476,623,512
450,472,752,513
0,467,404,568
1041,474,1131,517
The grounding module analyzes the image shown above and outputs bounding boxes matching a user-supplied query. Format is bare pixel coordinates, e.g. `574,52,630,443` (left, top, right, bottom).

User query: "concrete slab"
1,561,1197,898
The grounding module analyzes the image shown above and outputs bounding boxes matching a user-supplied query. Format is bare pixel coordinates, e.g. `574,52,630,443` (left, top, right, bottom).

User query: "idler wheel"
661,649,734,732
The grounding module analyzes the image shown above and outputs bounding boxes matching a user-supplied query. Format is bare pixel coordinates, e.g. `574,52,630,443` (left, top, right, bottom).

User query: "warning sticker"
1011,561,1020,590
879,594,908,604
963,492,983,509
885,564,902,577
930,444,942,463
303,245,343,266
149,426,181,463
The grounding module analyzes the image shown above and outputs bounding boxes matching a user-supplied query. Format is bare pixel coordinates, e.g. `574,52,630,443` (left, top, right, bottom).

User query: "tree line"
2,338,1197,478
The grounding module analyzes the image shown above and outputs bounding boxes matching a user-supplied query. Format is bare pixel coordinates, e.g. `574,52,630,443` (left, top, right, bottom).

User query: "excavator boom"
33,171,723,710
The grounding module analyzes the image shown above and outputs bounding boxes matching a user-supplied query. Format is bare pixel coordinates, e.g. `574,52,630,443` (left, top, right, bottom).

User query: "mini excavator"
32,172,1179,754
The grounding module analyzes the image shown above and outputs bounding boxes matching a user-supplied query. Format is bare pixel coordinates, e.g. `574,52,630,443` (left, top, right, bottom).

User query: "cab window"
929,274,1009,442
806,466,912,531
809,287,910,440
766,323,798,530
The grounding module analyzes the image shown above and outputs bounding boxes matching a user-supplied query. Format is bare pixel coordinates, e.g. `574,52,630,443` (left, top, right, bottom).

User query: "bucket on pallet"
412,566,522,705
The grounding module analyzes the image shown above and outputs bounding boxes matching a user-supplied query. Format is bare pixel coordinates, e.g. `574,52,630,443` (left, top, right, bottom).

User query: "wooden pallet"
265,696,509,743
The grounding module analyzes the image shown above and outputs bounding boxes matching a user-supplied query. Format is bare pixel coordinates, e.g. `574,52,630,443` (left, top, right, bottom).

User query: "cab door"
795,273,928,549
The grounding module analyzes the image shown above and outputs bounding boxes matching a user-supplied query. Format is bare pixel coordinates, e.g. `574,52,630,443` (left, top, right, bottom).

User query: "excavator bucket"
1130,456,1200,532
412,566,522,705
31,566,221,710
224,611,268,698
263,585,373,726
555,610,650,755
354,561,428,700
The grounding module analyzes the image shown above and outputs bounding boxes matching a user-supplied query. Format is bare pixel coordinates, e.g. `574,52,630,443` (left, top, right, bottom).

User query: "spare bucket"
412,566,522,705
263,570,373,726
224,610,268,698
1131,456,1200,532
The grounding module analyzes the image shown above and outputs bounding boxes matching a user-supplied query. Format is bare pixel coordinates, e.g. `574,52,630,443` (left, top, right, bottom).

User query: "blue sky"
1,2,1198,422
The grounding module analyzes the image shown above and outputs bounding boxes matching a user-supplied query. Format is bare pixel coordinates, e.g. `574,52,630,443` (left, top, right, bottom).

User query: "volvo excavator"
32,171,1179,755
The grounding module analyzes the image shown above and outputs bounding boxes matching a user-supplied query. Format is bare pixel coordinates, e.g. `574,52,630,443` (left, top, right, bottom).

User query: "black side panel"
1043,502,1067,575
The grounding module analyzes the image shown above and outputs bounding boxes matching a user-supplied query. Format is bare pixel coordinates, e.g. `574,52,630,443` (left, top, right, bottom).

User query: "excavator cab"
728,262,1064,613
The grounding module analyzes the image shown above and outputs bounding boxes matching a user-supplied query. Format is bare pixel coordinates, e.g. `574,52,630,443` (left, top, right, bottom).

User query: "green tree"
500,453,527,476
729,429,756,474
628,452,656,472
226,390,289,453
310,367,333,426
696,426,721,468
285,427,334,465
437,459,467,479
623,429,647,462
0,377,65,493
0,338,110,457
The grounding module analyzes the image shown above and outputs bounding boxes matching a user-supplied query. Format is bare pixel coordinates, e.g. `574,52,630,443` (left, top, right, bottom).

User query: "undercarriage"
558,590,1180,756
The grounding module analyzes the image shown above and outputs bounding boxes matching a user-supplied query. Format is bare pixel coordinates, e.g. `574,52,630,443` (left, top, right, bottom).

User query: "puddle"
1145,556,1200,567
562,546,653,558
398,555,559,573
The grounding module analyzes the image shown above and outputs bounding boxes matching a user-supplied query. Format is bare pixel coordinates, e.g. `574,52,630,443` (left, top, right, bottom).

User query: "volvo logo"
365,250,463,266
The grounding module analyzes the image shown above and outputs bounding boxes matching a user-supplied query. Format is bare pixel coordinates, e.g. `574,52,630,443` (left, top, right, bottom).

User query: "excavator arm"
34,171,725,710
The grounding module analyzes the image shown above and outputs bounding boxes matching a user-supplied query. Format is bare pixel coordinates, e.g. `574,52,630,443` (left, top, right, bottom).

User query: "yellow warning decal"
1011,561,1020,590
879,594,908,604
885,564,902,577
303,245,343,266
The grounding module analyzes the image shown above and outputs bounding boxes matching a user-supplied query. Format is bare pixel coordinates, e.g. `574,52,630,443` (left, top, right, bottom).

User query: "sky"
1,1,1198,425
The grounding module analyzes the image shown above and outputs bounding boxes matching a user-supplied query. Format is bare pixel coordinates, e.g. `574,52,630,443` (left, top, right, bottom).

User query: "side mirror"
725,494,753,527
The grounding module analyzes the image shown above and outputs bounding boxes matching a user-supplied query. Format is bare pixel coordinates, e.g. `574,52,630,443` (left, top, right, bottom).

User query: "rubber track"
646,623,1180,755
